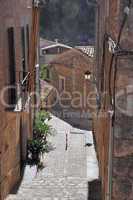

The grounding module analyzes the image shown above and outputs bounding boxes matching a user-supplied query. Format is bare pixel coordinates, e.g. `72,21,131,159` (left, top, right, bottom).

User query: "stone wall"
94,0,133,199
50,50,94,111
0,0,32,111
0,0,33,199
47,49,94,130
0,112,21,199
0,111,31,200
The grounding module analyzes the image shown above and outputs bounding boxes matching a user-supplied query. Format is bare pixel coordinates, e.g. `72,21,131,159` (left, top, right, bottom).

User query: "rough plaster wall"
0,0,32,199
94,0,133,199
0,112,21,200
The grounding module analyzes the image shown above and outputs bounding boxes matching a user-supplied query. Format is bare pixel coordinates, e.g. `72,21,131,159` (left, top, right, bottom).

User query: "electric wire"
112,0,132,123
108,0,131,108
107,2,132,199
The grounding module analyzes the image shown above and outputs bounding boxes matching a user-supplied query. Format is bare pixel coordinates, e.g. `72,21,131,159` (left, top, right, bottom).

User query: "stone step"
14,178,88,190
7,187,88,200
7,178,88,200
6,195,25,200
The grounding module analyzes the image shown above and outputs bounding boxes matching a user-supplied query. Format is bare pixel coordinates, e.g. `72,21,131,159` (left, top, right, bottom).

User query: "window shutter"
7,27,16,107
21,27,26,79
26,24,30,62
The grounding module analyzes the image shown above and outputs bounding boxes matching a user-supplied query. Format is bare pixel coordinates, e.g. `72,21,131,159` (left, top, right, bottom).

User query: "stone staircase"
7,177,88,200
7,114,99,200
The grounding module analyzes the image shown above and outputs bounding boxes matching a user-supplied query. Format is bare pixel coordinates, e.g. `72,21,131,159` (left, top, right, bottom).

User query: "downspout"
107,110,114,200
35,28,40,112
28,1,40,134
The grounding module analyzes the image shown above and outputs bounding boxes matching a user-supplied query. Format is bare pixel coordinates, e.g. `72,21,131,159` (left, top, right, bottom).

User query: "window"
7,27,16,107
59,76,65,92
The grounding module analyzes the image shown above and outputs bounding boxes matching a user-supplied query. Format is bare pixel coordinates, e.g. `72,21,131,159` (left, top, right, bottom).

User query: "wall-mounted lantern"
84,71,92,81
84,71,101,110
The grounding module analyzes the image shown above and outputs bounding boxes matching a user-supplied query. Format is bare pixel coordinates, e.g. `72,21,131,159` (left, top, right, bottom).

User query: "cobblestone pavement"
7,114,98,200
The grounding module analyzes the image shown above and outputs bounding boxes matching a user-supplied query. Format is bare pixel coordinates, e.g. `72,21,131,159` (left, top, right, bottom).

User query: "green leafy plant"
35,111,52,122
27,111,52,162
34,111,52,140
40,64,50,80
28,139,46,161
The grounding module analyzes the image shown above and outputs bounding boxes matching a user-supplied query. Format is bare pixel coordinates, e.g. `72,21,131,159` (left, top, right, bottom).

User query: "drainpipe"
35,1,41,112
34,0,46,113
107,110,114,200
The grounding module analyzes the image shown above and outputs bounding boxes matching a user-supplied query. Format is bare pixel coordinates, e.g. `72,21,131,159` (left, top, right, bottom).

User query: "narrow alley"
1,1,133,200
7,114,99,200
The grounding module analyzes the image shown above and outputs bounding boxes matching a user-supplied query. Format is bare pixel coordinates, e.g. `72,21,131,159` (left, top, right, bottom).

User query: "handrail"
42,86,55,101
21,72,30,86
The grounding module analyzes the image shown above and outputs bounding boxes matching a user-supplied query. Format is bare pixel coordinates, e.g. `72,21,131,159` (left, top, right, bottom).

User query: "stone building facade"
93,0,133,199
0,0,39,199
46,48,94,129
50,49,93,109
